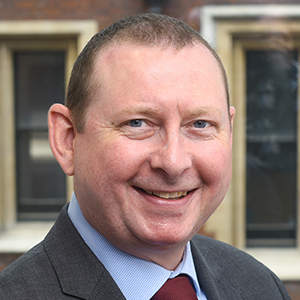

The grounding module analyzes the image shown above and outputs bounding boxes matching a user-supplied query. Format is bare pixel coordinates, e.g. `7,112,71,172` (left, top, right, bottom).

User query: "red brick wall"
0,0,146,29
1,0,300,31
285,282,300,300
0,254,22,272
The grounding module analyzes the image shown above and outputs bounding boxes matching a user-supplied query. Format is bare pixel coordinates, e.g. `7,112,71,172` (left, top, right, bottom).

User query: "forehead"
96,42,220,74
91,43,227,113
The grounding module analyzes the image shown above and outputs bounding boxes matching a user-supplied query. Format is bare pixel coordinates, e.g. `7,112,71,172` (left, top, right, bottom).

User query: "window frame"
200,5,300,280
0,20,98,252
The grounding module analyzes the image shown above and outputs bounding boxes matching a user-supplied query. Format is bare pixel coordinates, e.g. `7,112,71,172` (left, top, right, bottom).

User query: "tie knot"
151,274,197,300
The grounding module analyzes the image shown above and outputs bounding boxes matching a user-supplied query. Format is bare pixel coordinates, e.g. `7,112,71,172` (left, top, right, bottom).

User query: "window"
0,20,98,252
246,49,298,247
231,37,300,250
14,52,66,221
200,5,300,280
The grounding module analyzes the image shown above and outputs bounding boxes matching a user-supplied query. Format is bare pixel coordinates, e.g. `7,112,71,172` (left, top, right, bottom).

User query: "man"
0,13,291,299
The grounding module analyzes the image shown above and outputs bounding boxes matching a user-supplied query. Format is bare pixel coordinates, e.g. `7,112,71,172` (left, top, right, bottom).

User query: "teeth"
169,192,178,198
154,192,169,199
145,190,188,199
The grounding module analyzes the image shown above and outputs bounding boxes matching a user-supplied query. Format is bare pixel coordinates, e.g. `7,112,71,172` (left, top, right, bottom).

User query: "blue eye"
129,119,144,127
194,120,207,128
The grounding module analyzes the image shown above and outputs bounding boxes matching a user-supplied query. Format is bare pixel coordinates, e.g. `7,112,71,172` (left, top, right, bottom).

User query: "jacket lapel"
43,205,126,300
190,236,242,300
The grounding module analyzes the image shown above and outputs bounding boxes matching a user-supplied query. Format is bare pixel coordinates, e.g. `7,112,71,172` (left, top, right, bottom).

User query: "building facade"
0,0,300,298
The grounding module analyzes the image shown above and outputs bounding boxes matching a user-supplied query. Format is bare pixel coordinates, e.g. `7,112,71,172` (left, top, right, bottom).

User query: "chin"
141,228,194,248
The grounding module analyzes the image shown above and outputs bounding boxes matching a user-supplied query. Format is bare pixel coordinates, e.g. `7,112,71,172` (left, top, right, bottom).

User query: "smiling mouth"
144,190,188,199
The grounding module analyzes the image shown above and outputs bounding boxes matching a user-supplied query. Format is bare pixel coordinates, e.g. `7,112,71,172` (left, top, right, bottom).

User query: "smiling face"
72,43,235,269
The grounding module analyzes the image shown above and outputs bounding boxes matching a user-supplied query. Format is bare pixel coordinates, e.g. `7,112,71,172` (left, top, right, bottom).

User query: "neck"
115,240,187,270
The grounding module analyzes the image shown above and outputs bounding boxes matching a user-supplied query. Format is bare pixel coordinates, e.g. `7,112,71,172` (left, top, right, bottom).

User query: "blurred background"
0,0,300,298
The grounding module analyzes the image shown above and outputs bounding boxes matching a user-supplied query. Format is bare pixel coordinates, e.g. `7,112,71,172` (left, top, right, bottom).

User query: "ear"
229,106,236,127
229,106,236,146
48,104,75,176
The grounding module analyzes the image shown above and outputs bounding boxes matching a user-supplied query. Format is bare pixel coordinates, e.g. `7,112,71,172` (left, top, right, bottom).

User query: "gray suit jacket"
0,205,291,299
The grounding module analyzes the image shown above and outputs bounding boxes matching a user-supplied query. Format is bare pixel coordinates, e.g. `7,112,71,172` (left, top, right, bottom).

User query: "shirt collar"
68,192,204,300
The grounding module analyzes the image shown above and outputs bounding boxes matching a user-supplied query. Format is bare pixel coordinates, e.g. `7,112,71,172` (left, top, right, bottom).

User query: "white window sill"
246,248,300,281
0,222,53,253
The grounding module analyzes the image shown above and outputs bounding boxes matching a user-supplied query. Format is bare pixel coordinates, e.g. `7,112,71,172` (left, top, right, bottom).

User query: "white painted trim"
246,248,300,281
0,20,98,52
0,222,53,253
200,5,300,48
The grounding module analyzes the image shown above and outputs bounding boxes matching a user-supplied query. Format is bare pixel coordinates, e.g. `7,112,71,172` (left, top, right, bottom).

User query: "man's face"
72,43,235,267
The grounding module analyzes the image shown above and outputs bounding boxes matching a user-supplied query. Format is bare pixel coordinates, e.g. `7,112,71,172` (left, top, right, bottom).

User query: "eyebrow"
113,106,157,117
185,106,223,118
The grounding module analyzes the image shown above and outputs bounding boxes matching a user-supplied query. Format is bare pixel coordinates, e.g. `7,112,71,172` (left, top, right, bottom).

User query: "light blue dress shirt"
68,193,207,300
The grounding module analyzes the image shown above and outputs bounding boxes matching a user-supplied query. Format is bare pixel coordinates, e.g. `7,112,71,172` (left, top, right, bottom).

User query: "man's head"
48,13,235,270
65,13,230,133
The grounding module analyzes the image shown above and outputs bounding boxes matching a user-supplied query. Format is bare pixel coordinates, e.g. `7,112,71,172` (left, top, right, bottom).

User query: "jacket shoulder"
0,205,78,299
0,242,62,299
190,234,291,300
0,204,125,300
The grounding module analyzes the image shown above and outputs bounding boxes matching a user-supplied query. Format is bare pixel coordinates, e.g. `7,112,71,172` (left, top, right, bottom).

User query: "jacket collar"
190,235,243,300
43,204,126,300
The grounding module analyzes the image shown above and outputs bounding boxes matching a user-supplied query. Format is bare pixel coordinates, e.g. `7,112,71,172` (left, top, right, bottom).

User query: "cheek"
195,146,232,220
196,142,232,185
97,139,150,182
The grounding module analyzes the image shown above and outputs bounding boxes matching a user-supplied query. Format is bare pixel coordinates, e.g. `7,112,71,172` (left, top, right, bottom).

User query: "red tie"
151,275,198,300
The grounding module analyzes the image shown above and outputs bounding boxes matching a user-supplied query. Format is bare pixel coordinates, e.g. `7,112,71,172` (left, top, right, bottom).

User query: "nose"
149,131,192,179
